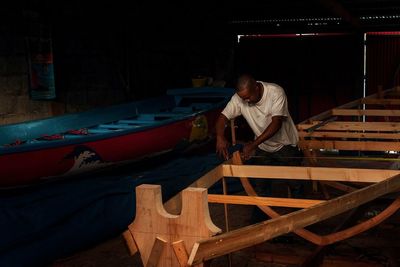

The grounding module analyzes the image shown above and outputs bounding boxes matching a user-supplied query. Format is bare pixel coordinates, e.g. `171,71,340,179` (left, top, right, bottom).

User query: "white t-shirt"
222,81,299,152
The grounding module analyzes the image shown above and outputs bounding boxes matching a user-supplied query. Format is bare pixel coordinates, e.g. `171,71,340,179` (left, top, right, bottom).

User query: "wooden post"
122,229,138,256
125,184,221,267
172,240,189,267
147,237,168,267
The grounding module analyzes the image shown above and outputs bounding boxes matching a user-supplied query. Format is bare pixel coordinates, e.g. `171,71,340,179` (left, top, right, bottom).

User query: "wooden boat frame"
122,86,400,266
123,151,400,266
298,86,400,153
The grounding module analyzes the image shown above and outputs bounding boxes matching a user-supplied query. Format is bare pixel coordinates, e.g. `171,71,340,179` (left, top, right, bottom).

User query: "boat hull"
0,109,222,187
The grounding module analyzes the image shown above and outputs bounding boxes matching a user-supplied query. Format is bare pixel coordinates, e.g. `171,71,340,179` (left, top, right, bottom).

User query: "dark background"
1,0,400,123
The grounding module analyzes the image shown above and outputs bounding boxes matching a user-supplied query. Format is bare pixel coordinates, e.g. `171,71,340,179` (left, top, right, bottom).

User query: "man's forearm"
215,114,229,139
252,117,283,147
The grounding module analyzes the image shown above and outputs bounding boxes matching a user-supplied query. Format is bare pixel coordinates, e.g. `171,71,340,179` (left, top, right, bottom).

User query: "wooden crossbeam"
299,131,400,140
208,194,324,208
172,240,189,267
298,121,400,131
188,173,400,265
147,237,167,267
122,229,138,256
299,140,400,151
332,109,400,117
222,164,400,183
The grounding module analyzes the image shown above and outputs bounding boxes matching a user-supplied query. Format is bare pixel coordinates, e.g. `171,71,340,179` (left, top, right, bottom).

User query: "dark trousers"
248,145,304,223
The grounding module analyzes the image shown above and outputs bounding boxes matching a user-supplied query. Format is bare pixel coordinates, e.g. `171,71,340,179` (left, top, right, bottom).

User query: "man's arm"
215,114,230,160
243,116,284,159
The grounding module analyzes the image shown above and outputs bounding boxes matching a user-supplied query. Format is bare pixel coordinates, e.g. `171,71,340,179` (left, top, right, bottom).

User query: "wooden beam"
122,230,138,256
299,140,400,151
146,237,167,267
188,173,400,265
320,181,357,193
306,117,337,133
222,164,400,183
332,109,400,117
299,131,400,140
172,240,189,267
207,194,324,208
298,121,400,131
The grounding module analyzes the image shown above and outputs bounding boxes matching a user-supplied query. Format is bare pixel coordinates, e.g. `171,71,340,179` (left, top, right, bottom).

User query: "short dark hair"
236,74,256,92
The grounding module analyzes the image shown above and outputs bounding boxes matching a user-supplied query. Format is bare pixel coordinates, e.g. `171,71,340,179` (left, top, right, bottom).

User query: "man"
215,74,303,223
216,74,301,165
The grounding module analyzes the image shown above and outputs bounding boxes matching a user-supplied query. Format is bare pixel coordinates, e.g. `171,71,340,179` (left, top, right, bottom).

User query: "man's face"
237,86,258,105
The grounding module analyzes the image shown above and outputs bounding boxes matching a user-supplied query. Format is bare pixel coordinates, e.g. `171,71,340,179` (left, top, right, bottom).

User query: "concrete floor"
48,152,400,267
49,191,400,267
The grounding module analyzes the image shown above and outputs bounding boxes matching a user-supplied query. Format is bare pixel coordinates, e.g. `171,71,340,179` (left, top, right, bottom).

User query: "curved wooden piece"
233,152,400,246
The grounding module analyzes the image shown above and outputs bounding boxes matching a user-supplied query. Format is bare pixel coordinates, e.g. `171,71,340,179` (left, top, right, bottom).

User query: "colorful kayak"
0,87,234,186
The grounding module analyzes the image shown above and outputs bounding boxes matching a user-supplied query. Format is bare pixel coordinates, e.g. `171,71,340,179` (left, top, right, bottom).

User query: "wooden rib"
146,237,167,267
332,109,400,117
172,240,189,267
317,197,400,245
164,165,223,214
122,229,138,256
188,170,400,265
298,140,400,151
207,194,324,208
222,164,400,183
320,181,357,193
231,152,400,249
299,131,400,139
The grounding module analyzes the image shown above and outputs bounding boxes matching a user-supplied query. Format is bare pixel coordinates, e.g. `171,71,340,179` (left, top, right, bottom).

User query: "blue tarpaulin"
0,153,226,267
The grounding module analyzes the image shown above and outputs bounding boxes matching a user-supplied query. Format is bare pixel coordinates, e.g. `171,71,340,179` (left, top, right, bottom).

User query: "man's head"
236,74,262,105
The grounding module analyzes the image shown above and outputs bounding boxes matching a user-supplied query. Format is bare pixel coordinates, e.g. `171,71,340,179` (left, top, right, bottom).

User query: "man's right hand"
216,136,230,160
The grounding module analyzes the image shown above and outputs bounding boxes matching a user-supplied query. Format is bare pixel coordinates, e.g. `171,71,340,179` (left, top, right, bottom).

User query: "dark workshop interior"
2,1,400,267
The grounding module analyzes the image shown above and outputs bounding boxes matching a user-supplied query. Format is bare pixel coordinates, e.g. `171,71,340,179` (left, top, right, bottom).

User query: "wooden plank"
298,121,400,131
320,181,357,193
172,240,189,267
299,131,400,140
146,237,167,267
332,109,400,117
188,173,400,265
164,165,223,215
222,164,400,183
122,230,138,256
305,117,338,133
298,139,400,151
207,194,324,208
